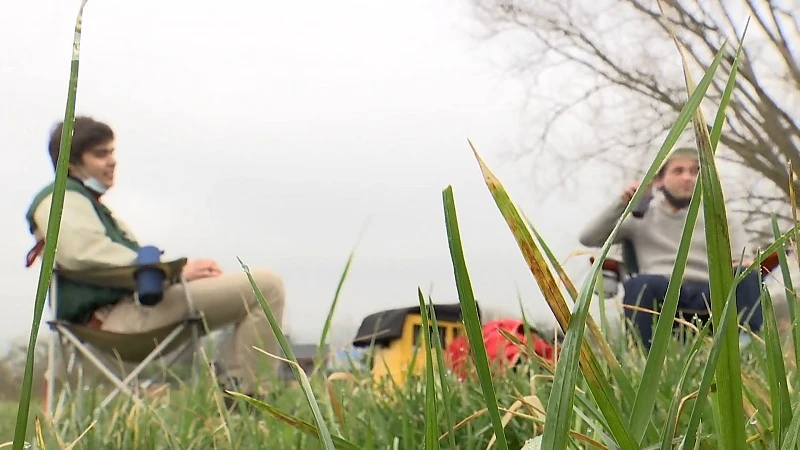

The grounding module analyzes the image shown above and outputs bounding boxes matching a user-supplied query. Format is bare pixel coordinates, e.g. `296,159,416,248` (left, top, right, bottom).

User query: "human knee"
738,271,761,292
246,269,285,310
623,274,667,306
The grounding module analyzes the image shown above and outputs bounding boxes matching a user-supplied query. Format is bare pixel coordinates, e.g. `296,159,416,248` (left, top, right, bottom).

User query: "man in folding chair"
577,146,763,351
26,116,286,416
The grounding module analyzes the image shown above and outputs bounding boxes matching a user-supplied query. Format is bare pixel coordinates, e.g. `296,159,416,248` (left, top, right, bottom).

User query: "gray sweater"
578,191,750,282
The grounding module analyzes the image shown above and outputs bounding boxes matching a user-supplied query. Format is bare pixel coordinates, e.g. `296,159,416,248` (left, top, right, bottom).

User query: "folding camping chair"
44,257,206,420
599,239,780,335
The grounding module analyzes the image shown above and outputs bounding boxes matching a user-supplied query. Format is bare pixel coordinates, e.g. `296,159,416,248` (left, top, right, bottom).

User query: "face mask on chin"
660,186,691,209
83,176,109,195
72,166,109,195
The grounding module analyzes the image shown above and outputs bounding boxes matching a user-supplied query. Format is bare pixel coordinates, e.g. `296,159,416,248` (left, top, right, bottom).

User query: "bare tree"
466,0,799,242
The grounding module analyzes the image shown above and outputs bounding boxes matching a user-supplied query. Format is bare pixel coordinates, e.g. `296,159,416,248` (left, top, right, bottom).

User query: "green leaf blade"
13,2,89,449
239,260,338,450
416,289,440,450
463,146,637,450
442,185,511,450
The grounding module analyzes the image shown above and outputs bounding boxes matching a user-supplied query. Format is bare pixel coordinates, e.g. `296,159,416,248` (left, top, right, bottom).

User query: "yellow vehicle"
351,303,481,387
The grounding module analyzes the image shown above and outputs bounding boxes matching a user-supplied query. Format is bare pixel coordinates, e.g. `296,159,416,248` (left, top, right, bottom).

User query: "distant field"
0,401,38,446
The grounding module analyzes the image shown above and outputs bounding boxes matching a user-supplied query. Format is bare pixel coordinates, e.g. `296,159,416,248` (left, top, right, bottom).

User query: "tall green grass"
9,2,800,450
11,1,88,449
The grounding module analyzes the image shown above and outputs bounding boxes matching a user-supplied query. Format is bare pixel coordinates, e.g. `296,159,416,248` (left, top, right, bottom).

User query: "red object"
25,239,45,268
760,251,780,276
446,319,556,382
589,255,624,280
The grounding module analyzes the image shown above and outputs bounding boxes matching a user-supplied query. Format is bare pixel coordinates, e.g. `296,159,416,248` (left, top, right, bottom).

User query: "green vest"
25,177,140,323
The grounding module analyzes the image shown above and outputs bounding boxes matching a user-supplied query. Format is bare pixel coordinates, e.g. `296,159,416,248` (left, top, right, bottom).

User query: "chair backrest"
589,240,638,281
620,238,640,276
47,265,60,320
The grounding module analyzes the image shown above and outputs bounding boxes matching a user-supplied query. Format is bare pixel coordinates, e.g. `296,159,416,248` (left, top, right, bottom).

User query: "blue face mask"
72,165,110,195
82,176,109,195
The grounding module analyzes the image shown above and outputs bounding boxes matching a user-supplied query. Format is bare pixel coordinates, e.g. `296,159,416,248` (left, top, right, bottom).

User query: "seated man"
578,146,762,350
25,116,286,401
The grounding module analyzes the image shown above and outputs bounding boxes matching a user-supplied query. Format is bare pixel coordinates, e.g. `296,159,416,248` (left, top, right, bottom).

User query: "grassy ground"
0,402,35,446
0,327,791,450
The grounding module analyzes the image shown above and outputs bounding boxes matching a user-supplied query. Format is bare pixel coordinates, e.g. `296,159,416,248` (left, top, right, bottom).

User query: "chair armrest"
55,258,188,290
759,251,780,276
589,255,625,280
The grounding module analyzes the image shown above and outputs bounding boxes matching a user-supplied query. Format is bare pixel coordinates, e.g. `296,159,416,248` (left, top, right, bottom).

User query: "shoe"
210,360,279,414
217,377,277,414
222,390,261,413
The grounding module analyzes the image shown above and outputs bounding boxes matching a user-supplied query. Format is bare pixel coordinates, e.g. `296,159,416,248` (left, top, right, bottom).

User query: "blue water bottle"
135,245,165,306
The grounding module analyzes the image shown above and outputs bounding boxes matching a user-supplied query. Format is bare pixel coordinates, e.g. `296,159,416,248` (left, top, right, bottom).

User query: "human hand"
183,259,223,281
622,181,640,204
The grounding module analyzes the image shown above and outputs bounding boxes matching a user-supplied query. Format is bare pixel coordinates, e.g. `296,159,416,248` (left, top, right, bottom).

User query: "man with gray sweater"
578,146,763,350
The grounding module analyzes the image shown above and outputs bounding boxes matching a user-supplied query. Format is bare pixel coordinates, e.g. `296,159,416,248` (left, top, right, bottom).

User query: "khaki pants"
94,268,286,393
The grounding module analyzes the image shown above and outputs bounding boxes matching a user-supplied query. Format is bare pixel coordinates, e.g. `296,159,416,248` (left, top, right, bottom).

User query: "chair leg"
45,333,57,419
75,352,86,422
159,334,201,387
57,329,144,416
49,334,78,425
189,322,204,388
180,277,204,387
93,324,186,413
50,318,206,424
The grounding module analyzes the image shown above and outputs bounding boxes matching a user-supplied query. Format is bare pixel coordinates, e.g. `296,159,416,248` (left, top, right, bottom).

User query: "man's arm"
33,191,138,271
578,198,632,248
727,214,753,266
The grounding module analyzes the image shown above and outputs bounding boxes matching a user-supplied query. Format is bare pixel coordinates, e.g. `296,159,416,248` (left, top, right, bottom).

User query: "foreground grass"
2,331,793,449
10,2,800,449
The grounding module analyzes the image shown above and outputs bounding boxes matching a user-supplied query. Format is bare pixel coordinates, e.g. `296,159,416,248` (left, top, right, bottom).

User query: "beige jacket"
31,190,140,271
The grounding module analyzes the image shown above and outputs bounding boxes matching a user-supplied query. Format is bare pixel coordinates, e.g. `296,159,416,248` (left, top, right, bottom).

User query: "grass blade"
524,213,636,402
238,259,338,450
694,92,747,449
442,185,510,450
657,2,753,446
679,280,745,449
674,234,797,448
629,162,703,443
734,228,799,282
658,320,712,450
13,2,88,449
781,405,800,450
525,212,654,435
630,12,746,440
426,294,458,449
764,220,793,446
771,213,800,387
226,392,363,450
463,145,637,450
760,279,792,446
313,231,364,377
309,234,364,433
676,32,749,450
416,289,440,450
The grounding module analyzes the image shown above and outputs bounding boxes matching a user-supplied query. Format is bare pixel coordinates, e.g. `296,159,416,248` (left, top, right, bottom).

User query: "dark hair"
656,146,699,178
47,116,115,170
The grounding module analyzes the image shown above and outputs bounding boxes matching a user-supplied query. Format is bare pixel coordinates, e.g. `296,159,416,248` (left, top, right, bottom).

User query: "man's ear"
652,177,664,189
67,162,83,178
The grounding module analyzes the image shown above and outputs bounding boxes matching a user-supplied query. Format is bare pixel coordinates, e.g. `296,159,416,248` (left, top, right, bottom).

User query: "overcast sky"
0,0,665,347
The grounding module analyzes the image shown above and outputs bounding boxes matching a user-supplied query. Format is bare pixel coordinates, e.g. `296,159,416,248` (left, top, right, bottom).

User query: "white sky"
0,0,652,347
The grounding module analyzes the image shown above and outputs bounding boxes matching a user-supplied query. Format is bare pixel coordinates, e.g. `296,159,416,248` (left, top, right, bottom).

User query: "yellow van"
351,303,481,387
